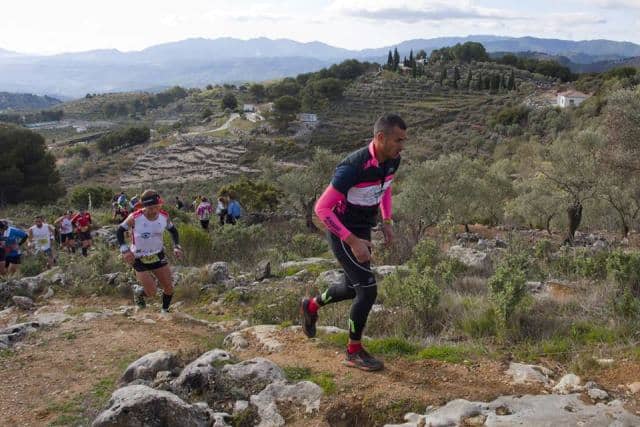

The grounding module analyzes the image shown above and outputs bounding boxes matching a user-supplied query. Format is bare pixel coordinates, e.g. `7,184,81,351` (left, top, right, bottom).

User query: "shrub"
380,268,441,319
408,238,440,272
289,233,327,258
607,250,640,317
96,126,150,153
488,256,527,337
69,185,113,209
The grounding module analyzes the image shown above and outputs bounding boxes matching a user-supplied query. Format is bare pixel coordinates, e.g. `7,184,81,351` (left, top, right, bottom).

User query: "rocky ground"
2,265,640,426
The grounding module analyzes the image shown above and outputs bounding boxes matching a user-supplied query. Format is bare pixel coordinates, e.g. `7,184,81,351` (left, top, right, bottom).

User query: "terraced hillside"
120,134,258,186
310,66,554,159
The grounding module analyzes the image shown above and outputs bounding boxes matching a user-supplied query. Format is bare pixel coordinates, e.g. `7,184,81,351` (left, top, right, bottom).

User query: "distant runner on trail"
28,216,56,269
72,208,92,257
196,197,213,230
54,211,76,253
116,190,183,314
301,114,406,372
1,220,29,275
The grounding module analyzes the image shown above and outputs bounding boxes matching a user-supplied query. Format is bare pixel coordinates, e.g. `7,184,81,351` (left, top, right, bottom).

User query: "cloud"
327,0,522,23
586,0,640,9
547,12,607,26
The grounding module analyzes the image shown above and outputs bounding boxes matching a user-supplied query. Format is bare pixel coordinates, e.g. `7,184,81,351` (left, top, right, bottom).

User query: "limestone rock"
315,269,344,287
171,349,232,393
505,362,553,385
446,246,492,272
385,393,640,427
120,350,180,385
221,357,285,396
0,321,39,349
34,312,71,326
552,374,583,394
205,262,230,283
587,388,609,401
250,380,323,427
223,331,249,350
91,385,213,427
373,265,409,277
255,260,271,281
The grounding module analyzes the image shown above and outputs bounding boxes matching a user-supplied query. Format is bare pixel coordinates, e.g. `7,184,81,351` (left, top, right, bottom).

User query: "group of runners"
3,113,405,372
193,194,242,229
0,208,93,276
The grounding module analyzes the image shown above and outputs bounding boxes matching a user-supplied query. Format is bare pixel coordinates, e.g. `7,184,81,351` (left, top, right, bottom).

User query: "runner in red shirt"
72,208,93,257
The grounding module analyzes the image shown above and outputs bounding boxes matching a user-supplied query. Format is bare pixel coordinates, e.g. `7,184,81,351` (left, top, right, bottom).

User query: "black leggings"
317,228,376,341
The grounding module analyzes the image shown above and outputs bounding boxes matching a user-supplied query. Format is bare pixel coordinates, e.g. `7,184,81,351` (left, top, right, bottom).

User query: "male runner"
28,216,56,269
301,114,406,371
1,220,29,275
116,190,183,314
72,208,92,257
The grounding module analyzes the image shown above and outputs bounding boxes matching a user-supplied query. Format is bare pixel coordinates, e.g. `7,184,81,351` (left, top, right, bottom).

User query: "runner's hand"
345,235,372,263
173,247,184,260
382,223,394,247
121,251,135,265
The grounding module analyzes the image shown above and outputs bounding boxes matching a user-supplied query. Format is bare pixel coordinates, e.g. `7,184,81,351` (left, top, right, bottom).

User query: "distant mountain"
489,51,640,74
363,36,640,63
0,92,62,111
1,35,639,98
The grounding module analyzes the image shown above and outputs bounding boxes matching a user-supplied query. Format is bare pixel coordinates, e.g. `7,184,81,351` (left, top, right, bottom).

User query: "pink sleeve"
314,185,352,241
380,186,392,220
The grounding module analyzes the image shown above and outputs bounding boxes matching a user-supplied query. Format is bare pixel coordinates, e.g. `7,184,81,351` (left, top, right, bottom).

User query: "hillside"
0,92,62,111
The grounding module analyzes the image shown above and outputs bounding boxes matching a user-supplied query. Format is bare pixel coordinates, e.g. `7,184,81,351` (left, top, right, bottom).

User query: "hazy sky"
2,0,640,54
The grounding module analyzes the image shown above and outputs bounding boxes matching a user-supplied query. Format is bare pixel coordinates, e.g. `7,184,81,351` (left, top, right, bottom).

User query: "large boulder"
446,246,492,272
205,262,230,283
93,226,119,247
171,349,232,393
250,381,323,427
120,350,180,385
0,267,67,308
0,321,39,349
315,269,344,287
92,385,214,427
221,357,285,396
386,393,640,427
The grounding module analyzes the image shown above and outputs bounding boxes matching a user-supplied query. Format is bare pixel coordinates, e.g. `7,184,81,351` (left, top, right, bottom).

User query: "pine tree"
507,69,516,90
403,56,408,67
453,66,461,89
393,48,400,71
466,69,473,89
387,50,393,69
409,49,414,66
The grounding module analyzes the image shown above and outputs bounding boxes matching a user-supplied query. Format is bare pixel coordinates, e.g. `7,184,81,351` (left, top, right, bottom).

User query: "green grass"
283,366,337,395
320,332,472,363
46,396,86,426
91,377,116,406
414,345,469,363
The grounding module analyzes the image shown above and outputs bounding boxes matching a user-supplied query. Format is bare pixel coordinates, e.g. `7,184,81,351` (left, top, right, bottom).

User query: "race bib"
80,226,89,232
140,254,160,264
37,238,49,247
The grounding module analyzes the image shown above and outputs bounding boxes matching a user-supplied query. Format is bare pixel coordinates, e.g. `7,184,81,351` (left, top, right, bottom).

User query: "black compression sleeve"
167,225,180,246
116,226,127,246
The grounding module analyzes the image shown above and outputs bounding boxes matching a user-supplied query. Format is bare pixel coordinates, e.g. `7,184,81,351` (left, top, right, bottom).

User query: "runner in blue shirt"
1,221,28,275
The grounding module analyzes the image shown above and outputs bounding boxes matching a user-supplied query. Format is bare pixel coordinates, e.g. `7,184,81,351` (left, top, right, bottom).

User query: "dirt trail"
2,297,640,426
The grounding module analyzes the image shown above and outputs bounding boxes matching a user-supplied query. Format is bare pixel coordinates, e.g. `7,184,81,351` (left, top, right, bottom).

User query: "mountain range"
1,35,639,98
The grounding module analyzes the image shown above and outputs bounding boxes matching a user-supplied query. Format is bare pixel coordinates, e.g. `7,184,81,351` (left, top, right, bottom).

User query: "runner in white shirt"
54,211,76,254
116,190,183,314
28,216,56,269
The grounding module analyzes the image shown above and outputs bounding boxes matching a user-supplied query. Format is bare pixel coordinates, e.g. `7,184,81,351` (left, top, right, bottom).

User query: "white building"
298,113,318,123
556,90,590,108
